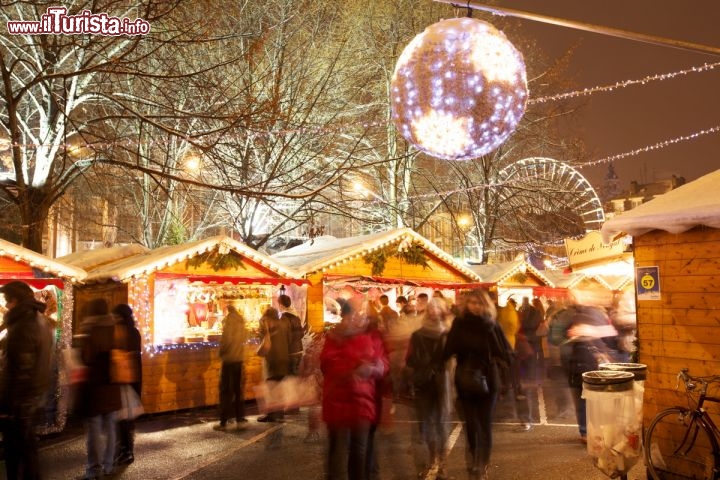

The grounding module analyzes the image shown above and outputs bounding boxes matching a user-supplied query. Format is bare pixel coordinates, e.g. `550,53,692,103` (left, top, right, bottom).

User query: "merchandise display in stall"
64,235,305,414
153,278,272,345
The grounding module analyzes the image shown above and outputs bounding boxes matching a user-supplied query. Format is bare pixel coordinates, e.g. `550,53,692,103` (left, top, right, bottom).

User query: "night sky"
477,0,720,188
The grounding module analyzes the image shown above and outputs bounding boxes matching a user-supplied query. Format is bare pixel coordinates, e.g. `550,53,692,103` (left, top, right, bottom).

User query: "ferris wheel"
496,157,605,242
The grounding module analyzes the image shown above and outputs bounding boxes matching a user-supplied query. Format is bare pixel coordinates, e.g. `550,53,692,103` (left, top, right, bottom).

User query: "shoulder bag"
110,325,140,384
455,350,490,396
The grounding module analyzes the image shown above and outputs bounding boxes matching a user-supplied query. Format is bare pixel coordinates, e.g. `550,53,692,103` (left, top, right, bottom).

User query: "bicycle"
644,368,720,479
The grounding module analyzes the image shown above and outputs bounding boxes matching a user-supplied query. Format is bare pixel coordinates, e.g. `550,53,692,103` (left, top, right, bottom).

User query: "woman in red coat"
321,297,387,480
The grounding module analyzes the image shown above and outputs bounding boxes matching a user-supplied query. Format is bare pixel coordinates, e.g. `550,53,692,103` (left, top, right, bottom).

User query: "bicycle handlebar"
677,368,720,395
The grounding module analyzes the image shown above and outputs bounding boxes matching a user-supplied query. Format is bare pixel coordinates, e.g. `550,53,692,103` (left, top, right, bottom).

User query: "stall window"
153,278,272,345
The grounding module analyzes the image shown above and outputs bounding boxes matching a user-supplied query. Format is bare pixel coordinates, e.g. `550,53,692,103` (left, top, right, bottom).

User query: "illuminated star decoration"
391,17,528,160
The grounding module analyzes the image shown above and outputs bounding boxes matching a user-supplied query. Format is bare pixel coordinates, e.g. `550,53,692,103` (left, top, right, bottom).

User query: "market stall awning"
324,274,492,290
80,235,302,282
272,228,482,283
155,273,307,286
467,259,555,287
0,276,65,289
532,286,570,298
0,238,86,283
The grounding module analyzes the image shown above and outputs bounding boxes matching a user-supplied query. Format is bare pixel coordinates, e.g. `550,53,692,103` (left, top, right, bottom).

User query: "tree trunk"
17,187,52,254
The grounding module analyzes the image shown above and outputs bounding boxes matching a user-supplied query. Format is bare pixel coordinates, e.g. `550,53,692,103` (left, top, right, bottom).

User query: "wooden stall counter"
140,344,264,414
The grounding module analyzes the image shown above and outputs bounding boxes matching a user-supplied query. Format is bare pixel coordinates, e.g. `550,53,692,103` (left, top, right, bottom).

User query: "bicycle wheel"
645,407,719,479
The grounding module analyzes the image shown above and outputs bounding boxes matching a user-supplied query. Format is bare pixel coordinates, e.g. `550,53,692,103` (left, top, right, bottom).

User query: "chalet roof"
543,270,586,289
591,274,632,291
271,228,481,282
0,238,86,281
601,169,720,242
76,236,300,282
466,259,555,287
57,244,149,271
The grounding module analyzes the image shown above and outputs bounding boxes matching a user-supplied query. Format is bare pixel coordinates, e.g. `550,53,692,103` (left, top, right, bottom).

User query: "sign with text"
564,231,626,269
636,266,661,300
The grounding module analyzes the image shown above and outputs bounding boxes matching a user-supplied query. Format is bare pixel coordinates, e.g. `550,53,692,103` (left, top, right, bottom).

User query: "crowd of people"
0,279,633,480
245,287,633,480
0,281,143,480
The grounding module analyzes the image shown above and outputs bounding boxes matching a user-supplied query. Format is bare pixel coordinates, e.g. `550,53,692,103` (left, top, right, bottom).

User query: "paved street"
2,370,647,480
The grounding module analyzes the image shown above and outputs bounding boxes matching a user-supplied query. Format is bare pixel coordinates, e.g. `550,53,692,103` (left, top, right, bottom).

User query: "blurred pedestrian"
377,294,398,333
444,289,513,480
494,296,531,431
279,294,304,376
531,297,548,378
0,281,54,480
298,330,325,442
518,297,544,384
415,293,429,319
321,297,387,480
364,303,389,480
256,306,289,423
406,298,451,479
80,298,122,479
385,295,420,401
548,292,619,444
214,304,248,432
111,304,142,465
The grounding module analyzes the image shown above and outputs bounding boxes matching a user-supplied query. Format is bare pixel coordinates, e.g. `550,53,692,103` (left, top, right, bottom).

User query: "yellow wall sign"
636,266,661,300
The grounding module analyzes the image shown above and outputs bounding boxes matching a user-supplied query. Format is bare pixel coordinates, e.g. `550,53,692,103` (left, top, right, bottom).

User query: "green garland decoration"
363,241,429,276
364,249,389,276
186,248,244,271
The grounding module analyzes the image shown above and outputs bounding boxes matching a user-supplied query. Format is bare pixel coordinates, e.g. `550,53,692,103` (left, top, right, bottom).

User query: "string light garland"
37,281,73,435
0,62,715,201
390,17,528,160
529,61,720,104
345,124,719,203
575,125,720,169
1,62,714,152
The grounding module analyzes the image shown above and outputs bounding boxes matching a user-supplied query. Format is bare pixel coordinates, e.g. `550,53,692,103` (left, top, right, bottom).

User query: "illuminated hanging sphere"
391,17,528,161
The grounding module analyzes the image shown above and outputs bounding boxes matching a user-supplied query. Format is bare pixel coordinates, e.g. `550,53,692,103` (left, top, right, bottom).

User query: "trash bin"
582,370,642,478
599,363,647,437
598,362,647,383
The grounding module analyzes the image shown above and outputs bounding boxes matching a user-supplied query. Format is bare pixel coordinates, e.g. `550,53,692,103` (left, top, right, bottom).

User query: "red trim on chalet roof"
0,276,65,289
324,274,493,290
155,273,307,286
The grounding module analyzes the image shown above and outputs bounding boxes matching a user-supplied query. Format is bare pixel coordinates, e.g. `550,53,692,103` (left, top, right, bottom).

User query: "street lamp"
457,215,472,261
184,155,201,173
353,181,384,202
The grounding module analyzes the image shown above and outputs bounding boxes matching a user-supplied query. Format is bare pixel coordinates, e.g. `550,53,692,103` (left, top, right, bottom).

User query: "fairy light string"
528,61,720,104
1,62,717,203
1,61,718,152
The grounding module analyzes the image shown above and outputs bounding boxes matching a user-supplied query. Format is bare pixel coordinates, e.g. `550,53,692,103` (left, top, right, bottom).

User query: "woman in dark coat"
111,304,142,465
444,289,512,480
0,281,54,480
256,306,289,422
406,298,451,479
80,298,123,479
